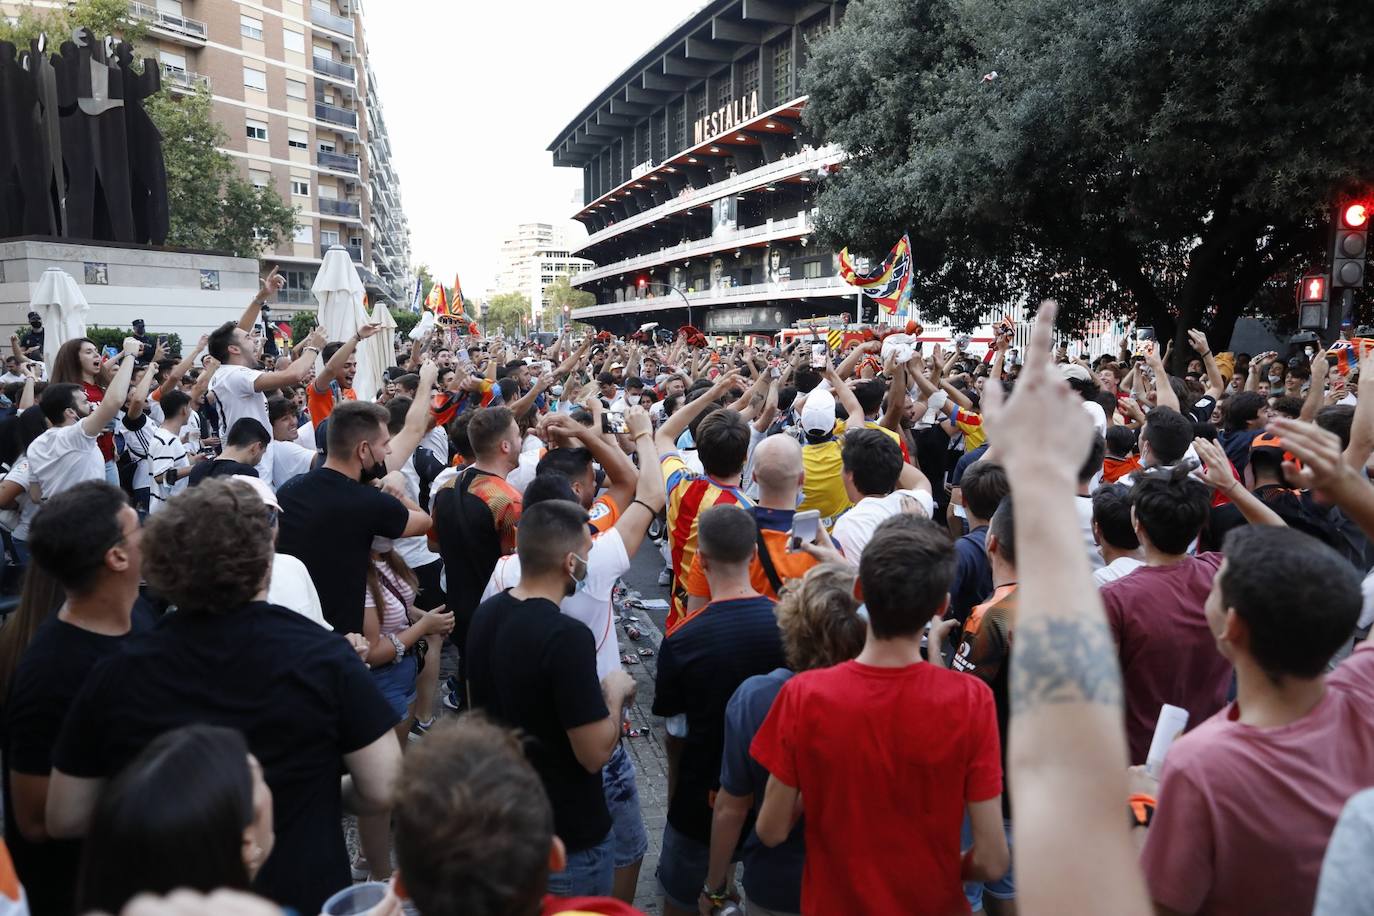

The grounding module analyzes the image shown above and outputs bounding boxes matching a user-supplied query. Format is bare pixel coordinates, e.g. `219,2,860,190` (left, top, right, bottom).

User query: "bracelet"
632,498,656,514
701,883,729,905
301,346,320,354
386,632,406,661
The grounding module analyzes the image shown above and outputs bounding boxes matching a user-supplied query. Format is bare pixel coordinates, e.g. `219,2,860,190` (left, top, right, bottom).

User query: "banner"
838,233,913,314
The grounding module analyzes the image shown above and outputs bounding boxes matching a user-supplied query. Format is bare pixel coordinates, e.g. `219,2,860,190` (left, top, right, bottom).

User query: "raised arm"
1144,344,1179,412
822,364,866,429
254,327,326,392
1345,344,1374,469
981,301,1152,916
1275,418,1374,542
542,410,638,511
123,346,162,422
1187,329,1224,400
312,324,380,394
386,360,439,472
237,266,283,332
1191,437,1285,527
81,339,141,437
655,369,741,454
191,356,218,407
613,406,665,556
834,339,880,381
156,334,208,400
1299,351,1330,423
753,377,780,433
880,360,907,432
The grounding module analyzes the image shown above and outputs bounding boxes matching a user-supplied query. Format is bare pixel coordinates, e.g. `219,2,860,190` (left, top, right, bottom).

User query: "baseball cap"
26,311,39,321
228,474,281,512
1060,363,1093,383
800,388,838,434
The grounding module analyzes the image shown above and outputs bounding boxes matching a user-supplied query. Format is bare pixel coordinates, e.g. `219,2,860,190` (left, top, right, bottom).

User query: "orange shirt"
684,506,818,602
308,383,356,424
1102,454,1141,484
588,492,621,536
661,452,751,633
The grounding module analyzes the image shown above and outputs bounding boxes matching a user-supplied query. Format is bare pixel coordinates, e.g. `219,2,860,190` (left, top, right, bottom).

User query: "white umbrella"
311,246,378,400
31,267,91,369
369,299,397,375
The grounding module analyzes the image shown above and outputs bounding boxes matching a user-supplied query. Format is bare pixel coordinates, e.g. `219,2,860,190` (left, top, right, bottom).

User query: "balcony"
319,198,361,218
128,0,207,43
312,55,356,83
573,212,817,286
316,150,360,174
160,65,209,94
276,288,317,306
321,244,364,261
581,144,843,253
574,276,853,320
314,101,358,129
309,5,355,37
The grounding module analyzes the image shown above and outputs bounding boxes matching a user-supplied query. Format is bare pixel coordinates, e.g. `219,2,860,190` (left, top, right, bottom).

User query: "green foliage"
803,0,1374,354
144,88,297,258
0,0,147,49
542,275,595,328
414,264,436,307
392,310,420,339
290,310,318,345
85,326,182,358
484,292,531,335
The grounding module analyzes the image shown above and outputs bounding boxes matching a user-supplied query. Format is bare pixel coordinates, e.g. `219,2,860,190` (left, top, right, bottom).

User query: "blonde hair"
775,562,867,672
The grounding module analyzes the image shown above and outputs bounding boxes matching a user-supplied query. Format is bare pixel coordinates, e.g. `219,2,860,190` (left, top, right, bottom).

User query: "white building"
488,222,593,327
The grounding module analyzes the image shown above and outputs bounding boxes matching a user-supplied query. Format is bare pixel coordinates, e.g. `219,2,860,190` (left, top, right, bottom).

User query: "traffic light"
1333,201,1369,289
1297,272,1328,330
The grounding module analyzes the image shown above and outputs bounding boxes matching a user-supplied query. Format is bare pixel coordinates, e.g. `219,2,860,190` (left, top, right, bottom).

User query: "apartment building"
2,0,413,307
488,222,594,329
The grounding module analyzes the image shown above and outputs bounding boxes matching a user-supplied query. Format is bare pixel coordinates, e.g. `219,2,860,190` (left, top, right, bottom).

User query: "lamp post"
641,280,693,329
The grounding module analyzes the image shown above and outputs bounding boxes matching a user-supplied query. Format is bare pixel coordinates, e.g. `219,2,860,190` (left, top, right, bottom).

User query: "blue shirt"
950,525,993,625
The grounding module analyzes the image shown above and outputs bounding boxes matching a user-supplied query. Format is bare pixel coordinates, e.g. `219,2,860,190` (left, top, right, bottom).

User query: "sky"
363,0,706,299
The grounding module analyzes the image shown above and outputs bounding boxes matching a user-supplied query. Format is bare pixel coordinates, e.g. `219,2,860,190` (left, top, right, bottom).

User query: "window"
317,184,338,200
349,235,362,248
291,178,310,197
249,168,271,188
713,75,732,109
321,229,340,247
293,223,313,245
288,128,308,149
318,140,336,154
286,78,306,100
283,27,305,53
741,56,760,99
802,259,822,279
771,37,792,103
283,269,315,294
240,14,263,40
159,50,186,72
243,67,267,92
246,118,268,141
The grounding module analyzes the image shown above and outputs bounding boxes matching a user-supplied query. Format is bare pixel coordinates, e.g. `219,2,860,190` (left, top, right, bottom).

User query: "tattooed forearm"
1011,616,1123,716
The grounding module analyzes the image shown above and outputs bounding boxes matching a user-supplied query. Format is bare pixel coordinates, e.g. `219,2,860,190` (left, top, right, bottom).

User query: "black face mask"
360,444,387,483
28,320,40,329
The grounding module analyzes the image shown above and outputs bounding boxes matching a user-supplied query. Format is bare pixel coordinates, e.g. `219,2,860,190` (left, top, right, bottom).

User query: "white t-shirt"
27,422,105,500
1083,399,1108,434
268,439,315,490
832,488,936,561
148,426,189,513
1094,555,1145,588
2,456,40,540
209,364,273,482
420,426,448,464
119,414,157,491
1076,494,1106,570
268,553,331,629
395,457,441,570
0,372,26,386
505,433,547,497
482,527,630,681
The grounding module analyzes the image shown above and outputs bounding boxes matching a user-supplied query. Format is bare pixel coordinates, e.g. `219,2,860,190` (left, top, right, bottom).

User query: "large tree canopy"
803,0,1374,357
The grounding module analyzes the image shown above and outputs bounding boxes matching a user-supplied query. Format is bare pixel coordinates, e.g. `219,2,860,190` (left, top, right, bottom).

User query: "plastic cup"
320,881,389,915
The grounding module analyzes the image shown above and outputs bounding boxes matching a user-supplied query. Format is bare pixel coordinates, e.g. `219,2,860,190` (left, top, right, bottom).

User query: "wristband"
387,633,406,661
302,346,320,354
1129,793,1156,828
632,498,656,515
701,883,729,905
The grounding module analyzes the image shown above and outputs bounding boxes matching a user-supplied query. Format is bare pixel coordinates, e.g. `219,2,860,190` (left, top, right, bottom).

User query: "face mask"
568,553,589,597
360,444,387,483
1268,376,1282,386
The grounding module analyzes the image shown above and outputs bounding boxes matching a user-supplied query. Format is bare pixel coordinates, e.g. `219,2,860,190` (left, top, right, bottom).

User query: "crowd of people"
0,267,1368,916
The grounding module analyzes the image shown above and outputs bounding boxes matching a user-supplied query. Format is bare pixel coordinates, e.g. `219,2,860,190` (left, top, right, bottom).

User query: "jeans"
603,744,648,868
962,815,1015,909
546,830,614,898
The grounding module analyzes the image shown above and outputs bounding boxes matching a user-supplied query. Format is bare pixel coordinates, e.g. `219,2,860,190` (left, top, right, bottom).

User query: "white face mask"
372,536,394,554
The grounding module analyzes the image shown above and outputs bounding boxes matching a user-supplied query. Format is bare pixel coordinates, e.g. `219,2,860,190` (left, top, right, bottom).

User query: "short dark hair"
536,447,593,484
1080,435,1107,485
143,479,274,615
159,389,192,420
386,397,413,435
38,382,82,425
854,380,885,415
859,515,955,638
225,417,271,450
841,428,903,497
396,373,420,395
988,497,1016,566
1220,527,1361,679
1269,395,1304,420
394,716,553,916
321,340,346,363
596,371,616,385
625,376,645,392
28,482,129,594
1224,391,1267,433
467,407,515,459
515,500,588,575
695,409,750,478
1142,407,1192,465
522,471,579,507
1105,424,1137,458
266,395,296,426
793,367,820,394
960,461,1009,522
325,401,388,456
1317,405,1355,450
1130,467,1211,554
76,725,253,913
696,504,757,566
206,321,238,362
448,411,475,462
1092,484,1139,551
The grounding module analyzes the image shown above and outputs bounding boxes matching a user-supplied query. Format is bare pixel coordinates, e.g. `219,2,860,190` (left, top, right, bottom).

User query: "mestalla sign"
694,90,761,146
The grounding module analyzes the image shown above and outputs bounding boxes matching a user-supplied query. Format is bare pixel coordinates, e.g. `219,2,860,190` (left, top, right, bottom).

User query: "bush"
392,309,420,339
289,310,316,347
79,326,183,359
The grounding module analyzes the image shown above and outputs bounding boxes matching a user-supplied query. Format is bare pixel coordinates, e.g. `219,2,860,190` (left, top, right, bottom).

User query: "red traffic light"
1300,275,1328,303
636,276,648,289
1343,203,1370,229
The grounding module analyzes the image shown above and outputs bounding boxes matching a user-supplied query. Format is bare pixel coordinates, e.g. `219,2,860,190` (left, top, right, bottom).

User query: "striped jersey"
661,453,752,633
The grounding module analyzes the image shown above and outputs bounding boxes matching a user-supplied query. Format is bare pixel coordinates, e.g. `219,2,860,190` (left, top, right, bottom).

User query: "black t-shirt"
466,591,611,852
19,328,42,355
1206,484,1334,551
186,458,258,486
1187,394,1218,426
1,611,151,916
276,468,410,633
652,596,786,844
52,603,397,915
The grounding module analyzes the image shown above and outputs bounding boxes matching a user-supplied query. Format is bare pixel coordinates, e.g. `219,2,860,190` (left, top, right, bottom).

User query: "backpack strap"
755,527,784,596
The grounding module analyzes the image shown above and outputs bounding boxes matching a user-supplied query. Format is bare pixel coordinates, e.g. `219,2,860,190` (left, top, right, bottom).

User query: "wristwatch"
387,633,406,661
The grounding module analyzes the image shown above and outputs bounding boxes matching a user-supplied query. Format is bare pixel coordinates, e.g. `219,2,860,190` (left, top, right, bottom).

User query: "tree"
0,0,146,47
542,275,596,329
803,0,1374,362
484,292,531,337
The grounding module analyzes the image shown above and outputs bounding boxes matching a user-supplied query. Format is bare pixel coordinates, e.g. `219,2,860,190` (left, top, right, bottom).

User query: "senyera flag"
451,273,467,319
1328,337,1374,375
839,233,913,314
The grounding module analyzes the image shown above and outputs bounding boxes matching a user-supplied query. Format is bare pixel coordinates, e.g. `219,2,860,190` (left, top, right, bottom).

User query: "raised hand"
625,403,652,439
122,336,143,358
1186,328,1210,356
258,266,283,299
355,322,382,341
1190,437,1237,493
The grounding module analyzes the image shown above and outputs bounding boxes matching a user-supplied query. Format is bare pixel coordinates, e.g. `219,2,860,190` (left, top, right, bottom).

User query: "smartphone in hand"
787,509,821,552
810,343,828,369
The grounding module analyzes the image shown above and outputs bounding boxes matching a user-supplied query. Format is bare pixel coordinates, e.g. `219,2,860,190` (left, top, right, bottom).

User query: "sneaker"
657,567,672,587
442,688,463,712
408,717,435,742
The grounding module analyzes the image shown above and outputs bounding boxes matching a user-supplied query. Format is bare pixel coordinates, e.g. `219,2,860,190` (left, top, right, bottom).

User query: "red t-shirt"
750,660,1002,915
1142,647,1374,915
83,382,114,462
1101,552,1230,764
541,894,642,915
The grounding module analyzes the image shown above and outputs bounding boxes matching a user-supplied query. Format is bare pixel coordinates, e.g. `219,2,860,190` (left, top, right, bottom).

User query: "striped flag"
839,233,913,314
408,277,423,313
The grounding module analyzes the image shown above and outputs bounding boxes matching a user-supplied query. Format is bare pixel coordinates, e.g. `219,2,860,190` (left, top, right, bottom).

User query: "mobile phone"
769,366,781,379
603,411,627,435
102,345,119,359
810,343,828,369
787,509,821,552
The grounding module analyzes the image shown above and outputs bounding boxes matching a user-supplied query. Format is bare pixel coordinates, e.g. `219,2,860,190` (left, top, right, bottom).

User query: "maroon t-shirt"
1101,552,1229,764
1142,647,1374,915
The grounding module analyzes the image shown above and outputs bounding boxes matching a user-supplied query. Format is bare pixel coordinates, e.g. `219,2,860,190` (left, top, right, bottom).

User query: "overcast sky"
364,0,706,299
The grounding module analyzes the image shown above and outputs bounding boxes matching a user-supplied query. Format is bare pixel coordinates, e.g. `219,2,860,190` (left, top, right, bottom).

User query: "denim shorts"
603,744,648,868
370,653,418,719
547,830,614,898
657,821,711,912
963,815,1015,908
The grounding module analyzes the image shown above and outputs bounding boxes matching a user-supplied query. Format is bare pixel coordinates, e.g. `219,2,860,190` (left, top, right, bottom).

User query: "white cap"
228,474,281,512
1060,363,1094,383
800,388,837,434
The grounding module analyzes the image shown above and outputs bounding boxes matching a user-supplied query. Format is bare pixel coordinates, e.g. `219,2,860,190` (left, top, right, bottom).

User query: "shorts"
370,653,418,719
657,821,710,912
603,745,648,868
547,830,614,898
962,816,1015,909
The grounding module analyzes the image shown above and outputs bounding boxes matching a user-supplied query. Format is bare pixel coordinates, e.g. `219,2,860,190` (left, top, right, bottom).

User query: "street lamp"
641,280,693,329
